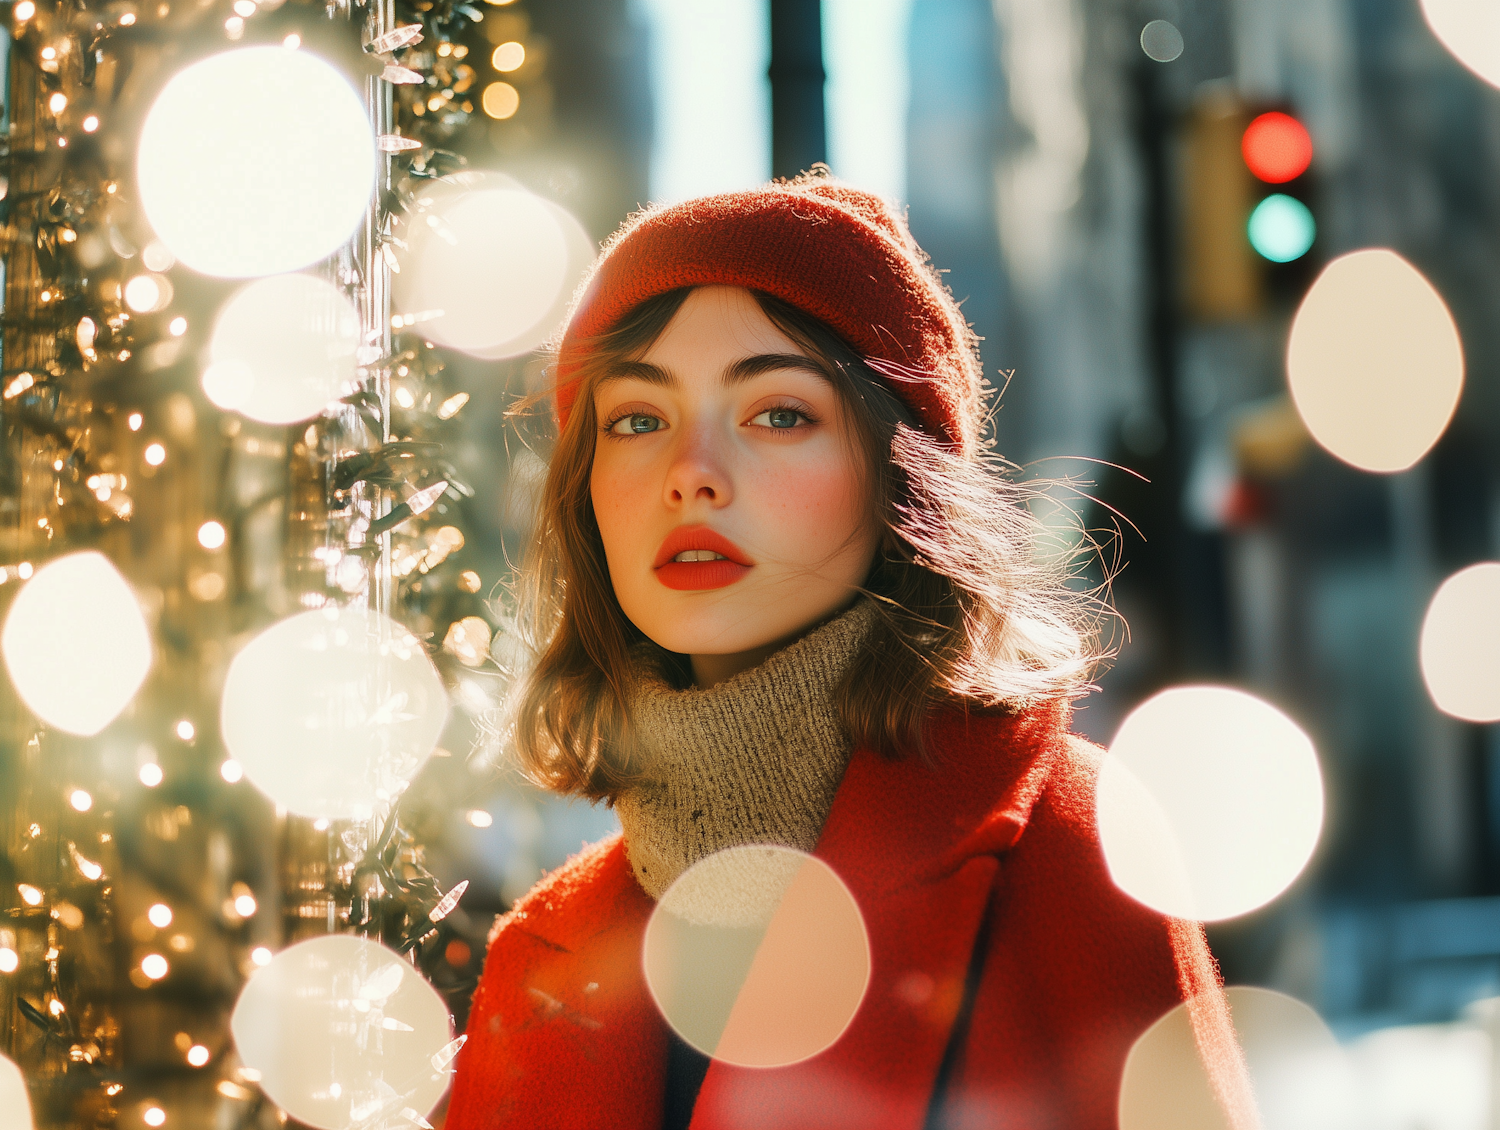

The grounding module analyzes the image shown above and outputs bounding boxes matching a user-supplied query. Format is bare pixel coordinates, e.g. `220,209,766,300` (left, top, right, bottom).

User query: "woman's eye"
751,408,808,429
609,413,663,435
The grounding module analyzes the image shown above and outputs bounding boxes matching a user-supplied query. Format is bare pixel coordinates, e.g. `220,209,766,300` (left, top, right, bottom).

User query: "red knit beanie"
553,175,986,454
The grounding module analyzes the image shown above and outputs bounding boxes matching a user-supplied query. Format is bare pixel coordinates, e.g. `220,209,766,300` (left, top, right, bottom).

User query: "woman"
444,176,1253,1129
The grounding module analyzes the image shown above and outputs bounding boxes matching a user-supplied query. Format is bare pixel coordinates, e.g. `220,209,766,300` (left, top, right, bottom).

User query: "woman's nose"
662,423,733,507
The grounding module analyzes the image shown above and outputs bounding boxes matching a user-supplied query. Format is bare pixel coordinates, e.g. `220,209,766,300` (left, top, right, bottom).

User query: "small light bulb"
119,10,135,23
250,945,273,966
14,1,35,20
143,1106,166,1127
128,412,143,431
47,92,66,114
283,31,300,48
147,903,172,928
16,562,31,580
197,520,226,550
174,719,194,741
186,1044,210,1067
233,893,257,917
141,953,169,980
18,884,43,907
466,809,493,828
143,443,166,467
138,763,164,787
220,759,243,783
168,316,187,337
0,948,17,974
68,789,92,813
82,115,99,133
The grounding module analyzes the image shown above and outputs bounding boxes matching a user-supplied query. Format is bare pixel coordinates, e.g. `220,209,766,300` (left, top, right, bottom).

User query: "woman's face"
589,286,879,685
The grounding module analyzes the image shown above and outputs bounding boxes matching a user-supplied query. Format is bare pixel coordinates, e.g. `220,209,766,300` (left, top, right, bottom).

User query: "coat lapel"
689,705,1069,1130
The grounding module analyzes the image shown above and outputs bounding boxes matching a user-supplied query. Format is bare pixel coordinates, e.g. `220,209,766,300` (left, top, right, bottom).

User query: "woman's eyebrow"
724,353,827,383
598,360,674,386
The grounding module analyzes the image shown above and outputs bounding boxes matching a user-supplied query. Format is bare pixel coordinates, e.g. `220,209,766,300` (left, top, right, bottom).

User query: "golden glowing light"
142,241,174,271
205,274,359,424
127,412,143,431
119,10,135,23
167,316,188,337
141,953,169,980
0,949,17,974
1287,249,1463,473
13,1,35,19
231,935,454,1128
1419,562,1500,722
47,92,66,113
197,520,227,550
138,47,374,278
17,885,42,907
0,1054,33,1130
124,273,171,313
1420,1,1500,89
491,41,524,71
147,904,172,928
143,1106,166,1127
643,846,870,1068
143,442,166,467
174,719,194,741
481,81,519,119
220,758,243,783
465,809,493,828
1097,686,1323,922
220,605,448,818
2,551,152,736
443,616,491,666
68,789,92,813
282,32,299,48
186,1044,210,1067
250,946,272,966
138,763,163,787
234,893,257,917
394,172,594,359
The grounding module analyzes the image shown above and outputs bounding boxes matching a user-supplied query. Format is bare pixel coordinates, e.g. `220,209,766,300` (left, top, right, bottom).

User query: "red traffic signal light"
1241,111,1313,184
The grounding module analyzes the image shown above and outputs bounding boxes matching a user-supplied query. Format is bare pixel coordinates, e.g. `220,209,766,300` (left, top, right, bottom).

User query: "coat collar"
688,702,1072,1129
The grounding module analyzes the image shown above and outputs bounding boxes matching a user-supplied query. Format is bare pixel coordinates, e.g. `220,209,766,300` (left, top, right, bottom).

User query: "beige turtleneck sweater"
614,599,876,900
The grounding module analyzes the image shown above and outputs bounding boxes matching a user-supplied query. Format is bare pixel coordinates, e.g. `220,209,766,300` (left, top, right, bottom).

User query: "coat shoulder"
487,831,636,947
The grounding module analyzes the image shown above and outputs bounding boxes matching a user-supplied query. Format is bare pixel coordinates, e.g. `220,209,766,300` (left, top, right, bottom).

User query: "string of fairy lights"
0,0,562,1124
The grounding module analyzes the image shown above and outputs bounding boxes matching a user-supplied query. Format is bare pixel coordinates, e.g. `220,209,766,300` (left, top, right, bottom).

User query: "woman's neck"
688,602,862,688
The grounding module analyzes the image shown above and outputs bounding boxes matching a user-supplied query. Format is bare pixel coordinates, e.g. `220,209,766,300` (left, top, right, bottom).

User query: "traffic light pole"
1133,56,1190,677
769,0,827,180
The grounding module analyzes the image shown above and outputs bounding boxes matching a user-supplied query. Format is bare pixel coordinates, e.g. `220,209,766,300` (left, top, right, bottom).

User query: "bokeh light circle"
1139,19,1184,63
0,1051,34,1130
230,935,453,1130
1119,987,1356,1130
1247,194,1315,262
138,47,374,278
393,172,594,359
1420,0,1500,90
2,551,152,736
1097,686,1323,922
1287,249,1463,473
220,605,448,819
1242,111,1314,183
1420,562,1500,722
205,274,359,424
642,846,870,1068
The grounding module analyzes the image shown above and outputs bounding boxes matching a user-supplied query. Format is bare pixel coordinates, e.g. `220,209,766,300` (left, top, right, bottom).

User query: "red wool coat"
445,704,1255,1129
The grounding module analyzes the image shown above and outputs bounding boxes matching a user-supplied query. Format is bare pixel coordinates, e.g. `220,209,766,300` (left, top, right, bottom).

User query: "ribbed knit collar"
615,599,877,900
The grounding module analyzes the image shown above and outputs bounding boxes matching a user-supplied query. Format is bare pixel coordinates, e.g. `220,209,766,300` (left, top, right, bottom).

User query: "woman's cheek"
750,458,867,560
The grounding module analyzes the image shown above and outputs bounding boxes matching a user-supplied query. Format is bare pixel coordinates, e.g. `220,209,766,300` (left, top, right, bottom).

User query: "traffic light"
1181,91,1318,320
1242,110,1316,266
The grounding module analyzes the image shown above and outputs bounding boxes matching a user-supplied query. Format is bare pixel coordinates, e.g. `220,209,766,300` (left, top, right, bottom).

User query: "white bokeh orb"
220,605,447,819
642,846,870,1069
0,1051,34,1130
205,274,360,424
1286,249,1463,474
1419,562,1500,722
1420,0,1500,89
1119,987,1356,1130
230,935,453,1130
138,47,375,278
393,172,594,359
1097,686,1324,922
2,551,152,736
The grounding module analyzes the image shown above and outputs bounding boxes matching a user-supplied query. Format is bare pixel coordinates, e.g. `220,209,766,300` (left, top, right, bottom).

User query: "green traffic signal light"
1248,193,1315,263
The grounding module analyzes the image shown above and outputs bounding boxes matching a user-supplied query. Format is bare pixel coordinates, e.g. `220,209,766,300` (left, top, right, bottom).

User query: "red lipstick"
653,526,753,591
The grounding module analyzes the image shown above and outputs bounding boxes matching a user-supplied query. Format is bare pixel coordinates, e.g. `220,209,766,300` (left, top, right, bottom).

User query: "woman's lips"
653,526,753,591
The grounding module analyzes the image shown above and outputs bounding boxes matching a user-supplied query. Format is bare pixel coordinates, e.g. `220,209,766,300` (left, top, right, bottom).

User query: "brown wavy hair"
499,288,1105,799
